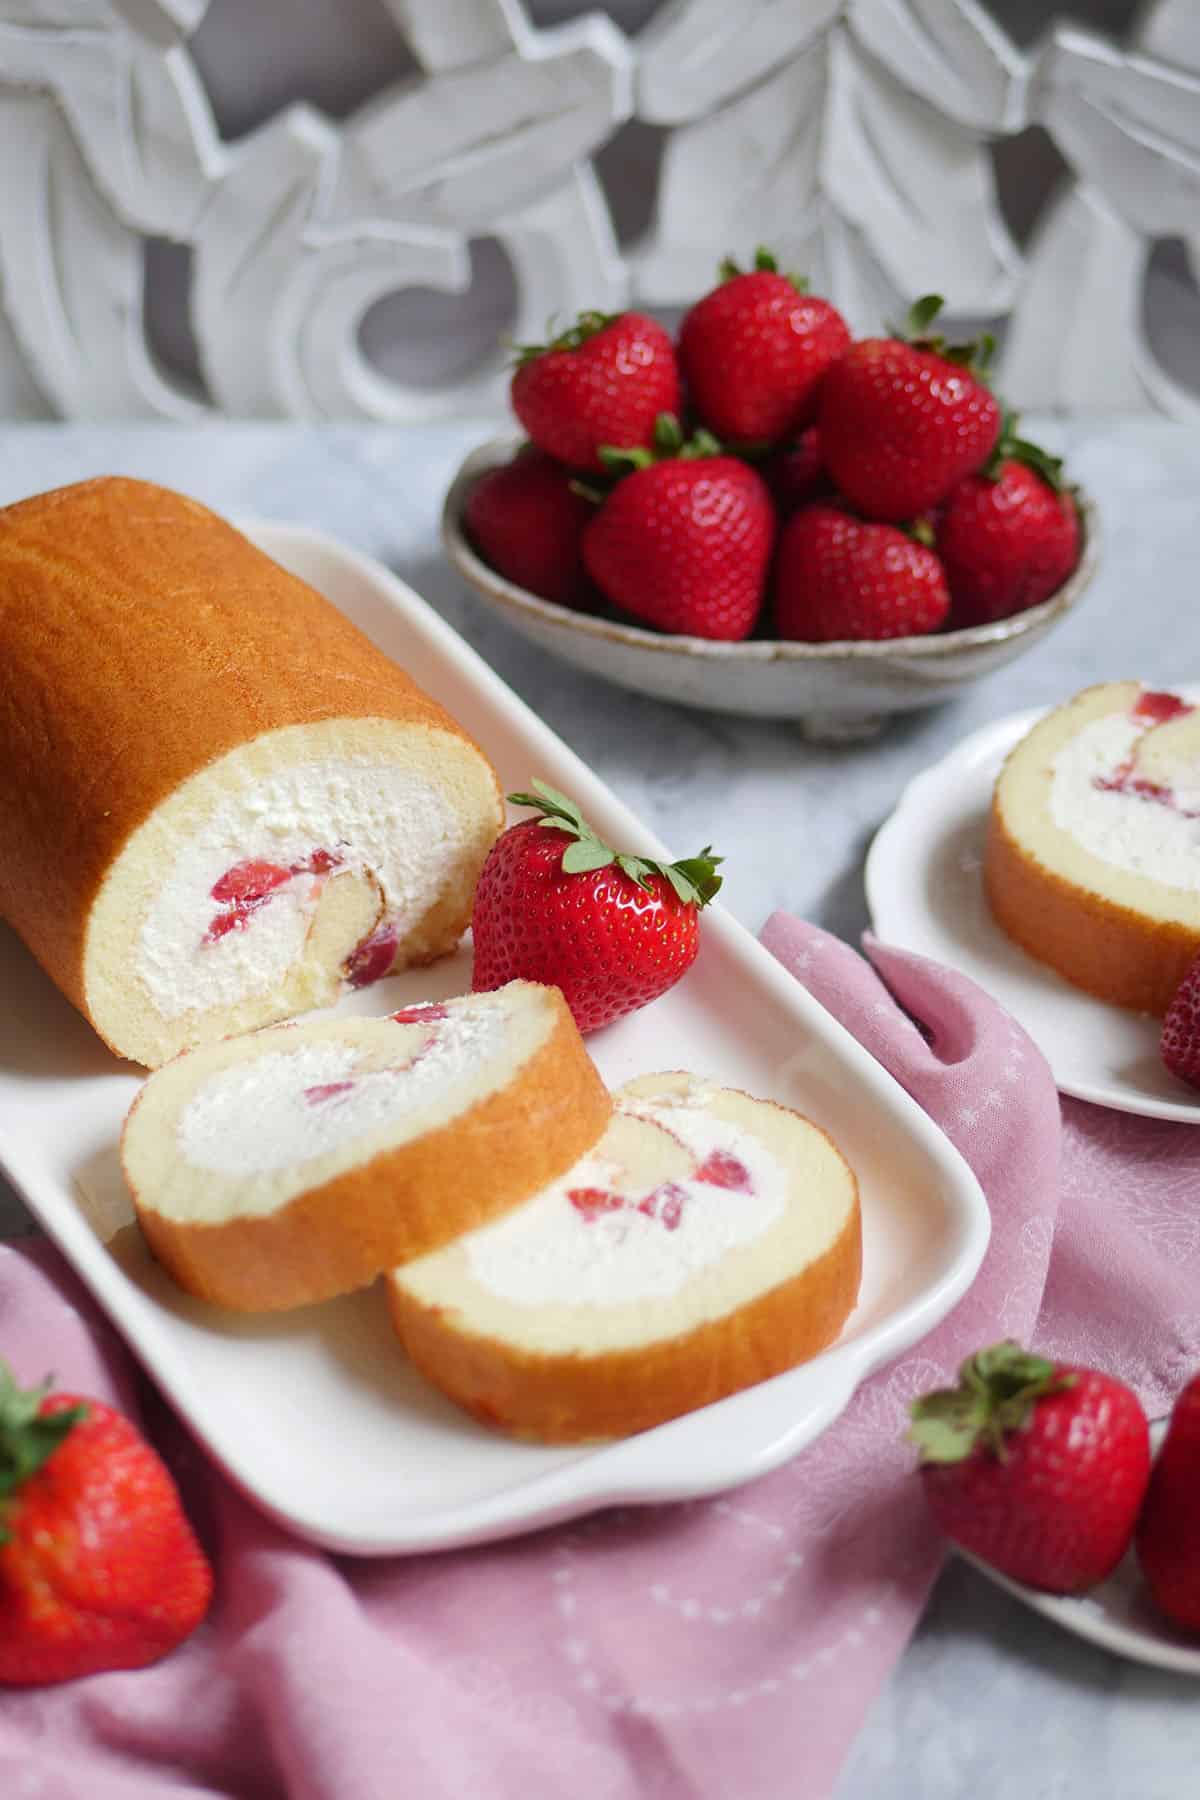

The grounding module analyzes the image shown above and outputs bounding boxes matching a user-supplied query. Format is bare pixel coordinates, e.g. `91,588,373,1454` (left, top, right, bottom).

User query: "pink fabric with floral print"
1,919,1196,1800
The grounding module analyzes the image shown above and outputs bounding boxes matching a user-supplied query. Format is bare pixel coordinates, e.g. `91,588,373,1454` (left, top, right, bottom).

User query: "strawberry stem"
0,1361,87,1539
598,414,723,478
510,309,618,365
506,780,723,907
894,293,994,383
983,411,1066,491
567,477,608,506
908,1342,1075,1466
905,293,945,337
718,245,807,292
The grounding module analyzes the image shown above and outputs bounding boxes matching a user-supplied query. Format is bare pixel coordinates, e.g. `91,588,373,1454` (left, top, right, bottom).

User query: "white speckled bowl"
442,436,1100,740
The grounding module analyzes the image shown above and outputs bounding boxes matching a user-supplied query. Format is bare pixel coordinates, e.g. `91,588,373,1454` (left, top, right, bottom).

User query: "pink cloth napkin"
3,918,1199,1800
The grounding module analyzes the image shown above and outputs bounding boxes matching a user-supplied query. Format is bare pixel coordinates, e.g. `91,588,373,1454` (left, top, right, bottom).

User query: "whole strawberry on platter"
1136,1371,1200,1635
0,1361,212,1685
909,1341,1151,1594
510,310,681,476
471,779,722,1034
1157,950,1200,1092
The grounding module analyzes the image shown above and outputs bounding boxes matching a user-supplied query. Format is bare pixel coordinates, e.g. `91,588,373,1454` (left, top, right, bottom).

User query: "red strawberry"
510,311,680,475
1136,1371,1200,1633
773,504,949,642
471,780,722,1034
678,249,850,448
582,422,774,641
760,426,828,518
0,1363,212,1685
464,449,595,608
909,1343,1151,1595
1163,954,1200,1086
820,295,1001,522
937,428,1080,626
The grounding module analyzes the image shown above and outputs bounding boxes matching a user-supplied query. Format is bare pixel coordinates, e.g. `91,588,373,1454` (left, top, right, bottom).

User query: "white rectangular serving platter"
0,522,990,1556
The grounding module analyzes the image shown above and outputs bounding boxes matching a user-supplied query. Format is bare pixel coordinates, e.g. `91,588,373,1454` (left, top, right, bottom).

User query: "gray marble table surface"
0,420,1197,1799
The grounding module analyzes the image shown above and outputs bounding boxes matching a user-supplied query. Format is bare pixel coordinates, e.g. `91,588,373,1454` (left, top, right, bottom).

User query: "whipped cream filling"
139,758,467,1019
1050,714,1200,891
177,999,509,1175
463,1092,787,1307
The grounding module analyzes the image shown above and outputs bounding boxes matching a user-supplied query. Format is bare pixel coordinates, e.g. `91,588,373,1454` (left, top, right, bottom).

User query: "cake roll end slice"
84,716,502,1066
120,981,611,1312
387,1071,862,1442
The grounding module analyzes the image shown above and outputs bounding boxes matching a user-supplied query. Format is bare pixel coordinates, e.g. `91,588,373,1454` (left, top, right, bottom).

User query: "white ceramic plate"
0,522,989,1556
959,1422,1200,1675
866,701,1200,1122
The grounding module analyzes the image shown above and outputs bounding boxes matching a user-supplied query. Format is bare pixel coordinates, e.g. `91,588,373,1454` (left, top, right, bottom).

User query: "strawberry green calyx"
597,413,722,477
895,293,995,383
507,779,723,907
908,1342,1075,1466
983,412,1067,492
717,246,808,292
905,517,937,549
510,310,619,365
0,1361,87,1536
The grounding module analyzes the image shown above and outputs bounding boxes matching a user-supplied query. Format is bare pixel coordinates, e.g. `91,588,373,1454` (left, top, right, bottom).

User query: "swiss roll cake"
387,1071,862,1442
985,681,1200,1013
0,477,503,1065
121,984,611,1311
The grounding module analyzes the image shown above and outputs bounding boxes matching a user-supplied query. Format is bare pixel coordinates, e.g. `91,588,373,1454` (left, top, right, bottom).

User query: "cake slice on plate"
986,680,1200,1012
121,984,610,1312
386,1071,862,1442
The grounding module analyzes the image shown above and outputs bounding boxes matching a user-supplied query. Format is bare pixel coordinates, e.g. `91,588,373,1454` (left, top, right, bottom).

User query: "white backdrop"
0,0,1196,419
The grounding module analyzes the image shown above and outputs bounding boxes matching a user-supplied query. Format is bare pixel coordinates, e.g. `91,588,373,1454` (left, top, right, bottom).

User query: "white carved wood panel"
0,0,1195,419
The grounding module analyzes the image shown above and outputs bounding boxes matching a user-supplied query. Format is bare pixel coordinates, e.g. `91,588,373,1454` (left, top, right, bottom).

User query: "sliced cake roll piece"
986,681,1200,1012
0,477,503,1067
121,984,610,1312
386,1071,861,1443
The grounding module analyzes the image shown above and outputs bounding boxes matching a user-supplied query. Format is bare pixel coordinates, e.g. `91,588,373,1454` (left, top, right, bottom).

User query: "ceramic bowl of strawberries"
442,258,1098,740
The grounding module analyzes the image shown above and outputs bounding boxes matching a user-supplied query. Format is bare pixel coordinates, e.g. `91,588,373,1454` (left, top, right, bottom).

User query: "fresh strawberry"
773,504,949,642
0,1363,212,1685
582,419,774,641
678,249,850,448
761,426,828,518
464,449,595,608
937,425,1080,626
1161,956,1200,1090
1136,1371,1200,1633
510,311,681,475
909,1342,1151,1595
819,295,1001,522
471,780,722,1034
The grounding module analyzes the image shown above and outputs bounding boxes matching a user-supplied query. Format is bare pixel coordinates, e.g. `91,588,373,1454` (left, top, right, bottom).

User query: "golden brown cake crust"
0,476,500,1024
984,798,1200,1016
123,996,611,1312
386,1197,863,1444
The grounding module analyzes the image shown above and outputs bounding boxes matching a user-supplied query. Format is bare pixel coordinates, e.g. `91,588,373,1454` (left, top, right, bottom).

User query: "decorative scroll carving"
0,0,1194,418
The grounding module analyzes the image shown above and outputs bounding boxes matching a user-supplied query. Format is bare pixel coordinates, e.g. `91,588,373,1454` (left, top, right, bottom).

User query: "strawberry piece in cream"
204,849,345,945
345,921,400,989
1133,691,1192,725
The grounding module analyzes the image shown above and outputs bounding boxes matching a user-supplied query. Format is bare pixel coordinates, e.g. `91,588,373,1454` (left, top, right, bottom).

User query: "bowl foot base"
799,711,887,744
